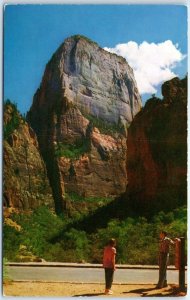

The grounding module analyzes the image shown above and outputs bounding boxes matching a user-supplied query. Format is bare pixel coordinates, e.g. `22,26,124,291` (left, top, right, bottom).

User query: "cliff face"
58,129,127,198
29,35,141,129
3,102,54,209
127,77,187,212
27,35,142,213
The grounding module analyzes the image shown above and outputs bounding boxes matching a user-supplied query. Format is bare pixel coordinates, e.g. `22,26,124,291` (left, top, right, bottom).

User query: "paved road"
7,266,186,284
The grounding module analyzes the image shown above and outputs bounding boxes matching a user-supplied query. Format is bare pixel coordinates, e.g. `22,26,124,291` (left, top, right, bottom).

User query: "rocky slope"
3,102,54,209
126,76,187,213
27,35,142,213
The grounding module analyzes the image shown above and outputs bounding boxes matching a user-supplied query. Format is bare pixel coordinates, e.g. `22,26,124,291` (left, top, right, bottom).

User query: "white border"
0,1,189,300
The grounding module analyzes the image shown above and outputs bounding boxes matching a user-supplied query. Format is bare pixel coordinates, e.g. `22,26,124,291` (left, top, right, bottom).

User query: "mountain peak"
69,34,99,46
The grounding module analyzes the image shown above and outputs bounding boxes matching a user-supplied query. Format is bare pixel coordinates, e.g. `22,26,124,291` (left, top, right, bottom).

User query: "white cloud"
104,40,185,94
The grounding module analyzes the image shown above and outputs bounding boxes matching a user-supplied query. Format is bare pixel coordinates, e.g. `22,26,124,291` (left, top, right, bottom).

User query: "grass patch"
54,138,90,159
83,113,125,136
65,192,113,204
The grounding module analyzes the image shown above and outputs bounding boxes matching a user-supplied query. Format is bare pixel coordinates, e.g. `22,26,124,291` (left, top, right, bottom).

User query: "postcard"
2,1,188,297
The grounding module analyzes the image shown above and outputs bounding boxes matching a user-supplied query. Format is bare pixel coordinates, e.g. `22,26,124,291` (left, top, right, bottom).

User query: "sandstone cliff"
3,101,54,209
27,35,142,213
127,76,187,213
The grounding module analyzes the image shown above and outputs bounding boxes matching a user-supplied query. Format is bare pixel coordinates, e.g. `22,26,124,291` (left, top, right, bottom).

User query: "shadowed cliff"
126,76,187,214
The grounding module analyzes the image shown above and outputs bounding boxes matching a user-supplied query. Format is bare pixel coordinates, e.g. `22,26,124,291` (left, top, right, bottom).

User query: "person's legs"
163,254,169,287
105,268,114,293
108,269,114,290
157,253,168,288
105,268,109,290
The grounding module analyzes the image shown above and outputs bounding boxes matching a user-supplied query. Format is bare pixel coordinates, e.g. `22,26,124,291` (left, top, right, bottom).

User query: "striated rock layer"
126,77,187,213
3,102,54,209
27,35,142,213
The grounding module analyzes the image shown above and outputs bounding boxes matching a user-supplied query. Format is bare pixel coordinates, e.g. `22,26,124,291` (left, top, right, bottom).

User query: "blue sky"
4,4,187,114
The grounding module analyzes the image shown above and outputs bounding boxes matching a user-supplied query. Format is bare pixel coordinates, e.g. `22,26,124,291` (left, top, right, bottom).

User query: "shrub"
63,229,91,262
71,35,99,47
90,207,187,264
83,113,125,136
3,258,11,283
65,192,112,204
3,224,22,261
3,205,187,264
54,138,90,159
4,101,20,140
9,206,65,260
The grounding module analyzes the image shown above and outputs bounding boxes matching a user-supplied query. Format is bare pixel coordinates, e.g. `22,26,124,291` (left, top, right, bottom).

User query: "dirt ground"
3,282,187,297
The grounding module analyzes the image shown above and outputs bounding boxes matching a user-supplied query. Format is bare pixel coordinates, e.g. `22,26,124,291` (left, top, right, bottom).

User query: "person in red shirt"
103,238,116,295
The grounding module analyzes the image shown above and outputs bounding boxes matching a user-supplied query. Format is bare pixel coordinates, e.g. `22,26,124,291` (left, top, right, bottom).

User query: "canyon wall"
126,76,187,213
3,102,54,209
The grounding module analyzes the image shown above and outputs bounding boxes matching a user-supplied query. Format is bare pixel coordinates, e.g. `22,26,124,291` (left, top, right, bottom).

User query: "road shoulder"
3,282,186,297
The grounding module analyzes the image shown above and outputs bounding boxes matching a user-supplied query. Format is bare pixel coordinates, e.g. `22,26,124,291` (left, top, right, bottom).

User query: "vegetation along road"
7,265,187,284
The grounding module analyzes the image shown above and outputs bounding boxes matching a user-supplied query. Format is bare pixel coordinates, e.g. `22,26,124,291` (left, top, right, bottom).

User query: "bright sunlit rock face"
41,35,142,127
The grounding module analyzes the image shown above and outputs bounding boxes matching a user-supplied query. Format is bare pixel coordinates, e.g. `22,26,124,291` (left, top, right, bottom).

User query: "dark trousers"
157,252,169,288
105,268,114,289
